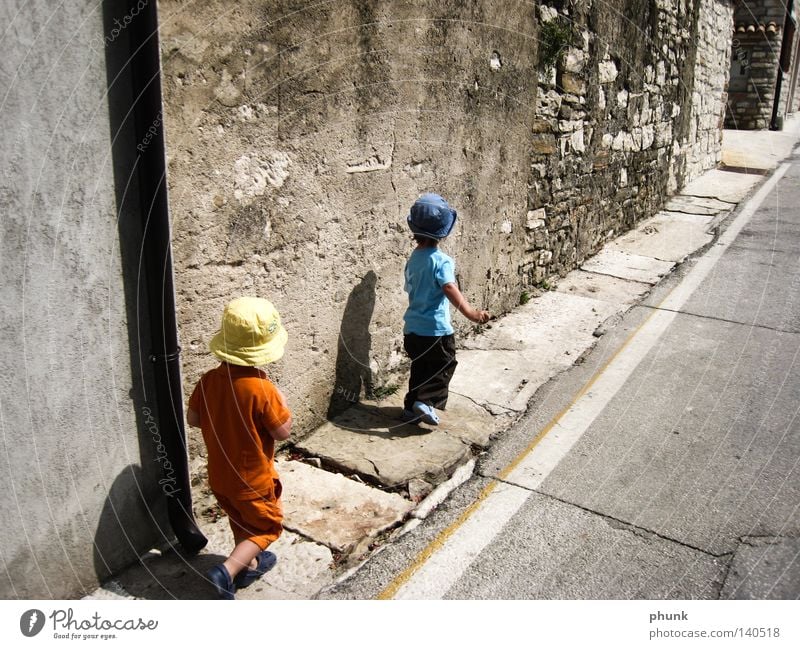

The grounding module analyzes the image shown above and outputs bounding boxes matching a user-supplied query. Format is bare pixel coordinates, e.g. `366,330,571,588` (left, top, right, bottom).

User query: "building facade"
725,0,800,129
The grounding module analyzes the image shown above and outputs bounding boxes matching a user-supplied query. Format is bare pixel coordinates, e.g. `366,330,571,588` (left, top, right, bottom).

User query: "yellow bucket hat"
209,297,288,366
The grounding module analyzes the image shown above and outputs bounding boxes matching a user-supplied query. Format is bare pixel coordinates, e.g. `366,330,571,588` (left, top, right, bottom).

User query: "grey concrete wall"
159,0,732,462
0,1,167,598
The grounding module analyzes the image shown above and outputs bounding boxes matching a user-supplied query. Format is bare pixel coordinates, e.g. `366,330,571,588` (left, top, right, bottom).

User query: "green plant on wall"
538,18,572,71
370,383,399,399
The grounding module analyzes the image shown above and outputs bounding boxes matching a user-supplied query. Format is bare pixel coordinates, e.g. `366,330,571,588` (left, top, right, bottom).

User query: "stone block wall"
524,0,733,285
724,0,789,129
160,0,733,447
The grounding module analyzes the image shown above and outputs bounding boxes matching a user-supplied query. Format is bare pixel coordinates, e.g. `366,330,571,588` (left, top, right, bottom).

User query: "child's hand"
471,309,491,324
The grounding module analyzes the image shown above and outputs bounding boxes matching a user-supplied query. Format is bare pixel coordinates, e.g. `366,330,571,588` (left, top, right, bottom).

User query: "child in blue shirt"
402,193,490,425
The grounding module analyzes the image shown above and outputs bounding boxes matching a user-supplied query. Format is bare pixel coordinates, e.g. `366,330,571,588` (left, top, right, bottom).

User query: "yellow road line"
377,303,663,600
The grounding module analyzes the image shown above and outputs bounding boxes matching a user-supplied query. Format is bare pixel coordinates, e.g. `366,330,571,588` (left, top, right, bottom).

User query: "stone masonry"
724,0,791,130
159,0,734,454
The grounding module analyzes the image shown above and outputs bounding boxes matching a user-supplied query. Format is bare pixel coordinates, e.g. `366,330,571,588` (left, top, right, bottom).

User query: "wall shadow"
93,465,225,599
327,271,377,419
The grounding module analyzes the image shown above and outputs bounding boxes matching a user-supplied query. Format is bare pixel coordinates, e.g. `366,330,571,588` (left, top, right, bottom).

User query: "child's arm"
186,408,201,428
268,416,292,441
264,387,292,441
443,282,491,324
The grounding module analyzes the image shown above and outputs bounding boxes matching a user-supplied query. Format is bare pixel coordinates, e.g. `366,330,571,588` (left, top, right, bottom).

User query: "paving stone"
556,269,651,305
464,291,620,352
84,525,333,600
721,537,800,599
609,211,714,262
680,169,762,203
663,195,735,215
279,460,413,552
722,122,800,172
581,249,675,284
453,292,619,411
296,407,472,488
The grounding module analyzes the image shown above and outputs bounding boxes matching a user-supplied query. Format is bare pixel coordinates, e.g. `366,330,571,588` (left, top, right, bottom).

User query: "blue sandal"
412,401,440,425
207,564,236,599
234,551,277,588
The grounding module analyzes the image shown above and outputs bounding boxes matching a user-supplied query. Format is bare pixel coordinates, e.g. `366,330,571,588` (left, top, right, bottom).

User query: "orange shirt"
188,363,290,499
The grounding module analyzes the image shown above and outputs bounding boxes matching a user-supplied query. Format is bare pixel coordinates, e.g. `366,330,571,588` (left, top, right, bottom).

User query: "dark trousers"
403,333,458,411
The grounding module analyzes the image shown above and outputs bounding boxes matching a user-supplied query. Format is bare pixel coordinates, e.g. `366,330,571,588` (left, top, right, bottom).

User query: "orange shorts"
214,480,283,550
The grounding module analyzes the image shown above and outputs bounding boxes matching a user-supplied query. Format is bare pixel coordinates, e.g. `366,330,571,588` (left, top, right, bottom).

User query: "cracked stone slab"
663,195,735,216
84,525,333,600
608,211,714,262
296,405,472,488
721,537,800,599
581,249,675,284
279,460,413,552
453,292,619,411
556,269,651,305
463,291,620,352
680,169,762,204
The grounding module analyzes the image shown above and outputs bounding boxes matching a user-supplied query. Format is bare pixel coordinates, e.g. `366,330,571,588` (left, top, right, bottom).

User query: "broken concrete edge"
411,458,477,520
315,460,479,597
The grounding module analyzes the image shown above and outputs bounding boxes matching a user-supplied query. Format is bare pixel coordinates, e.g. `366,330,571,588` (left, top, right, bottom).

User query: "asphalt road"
325,158,800,600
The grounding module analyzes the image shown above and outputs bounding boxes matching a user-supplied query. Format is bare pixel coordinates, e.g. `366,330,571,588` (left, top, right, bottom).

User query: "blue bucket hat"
407,193,457,240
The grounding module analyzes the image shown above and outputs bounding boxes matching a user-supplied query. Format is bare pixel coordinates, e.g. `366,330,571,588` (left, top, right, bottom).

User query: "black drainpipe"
128,0,208,555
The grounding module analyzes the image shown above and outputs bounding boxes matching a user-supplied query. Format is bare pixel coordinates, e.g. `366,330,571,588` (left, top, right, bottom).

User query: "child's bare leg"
223,539,261,578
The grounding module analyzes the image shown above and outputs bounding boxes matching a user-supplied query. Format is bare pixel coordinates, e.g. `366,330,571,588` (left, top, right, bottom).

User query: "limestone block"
581,249,674,284
532,133,557,155
564,48,586,73
609,211,714,263
558,119,584,133
540,5,558,22
599,59,618,83
570,129,586,153
556,269,650,305
455,292,620,411
526,208,547,229
641,124,655,150
560,73,586,95
296,396,487,488
655,122,673,147
278,460,413,552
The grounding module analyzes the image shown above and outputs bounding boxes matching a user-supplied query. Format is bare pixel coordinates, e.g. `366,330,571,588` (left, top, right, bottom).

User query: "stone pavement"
86,126,799,600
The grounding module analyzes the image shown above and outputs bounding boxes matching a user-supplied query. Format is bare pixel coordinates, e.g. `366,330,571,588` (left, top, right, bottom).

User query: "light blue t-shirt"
403,248,456,336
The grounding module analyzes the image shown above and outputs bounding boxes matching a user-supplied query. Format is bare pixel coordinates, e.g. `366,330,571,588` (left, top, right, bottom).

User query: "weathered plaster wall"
160,0,732,450
0,1,167,597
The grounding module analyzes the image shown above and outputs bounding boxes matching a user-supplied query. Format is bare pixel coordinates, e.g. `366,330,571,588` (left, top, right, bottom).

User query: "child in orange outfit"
187,297,291,599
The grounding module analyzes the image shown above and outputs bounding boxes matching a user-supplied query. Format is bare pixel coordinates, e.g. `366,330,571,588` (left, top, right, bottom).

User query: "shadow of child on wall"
327,270,377,419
